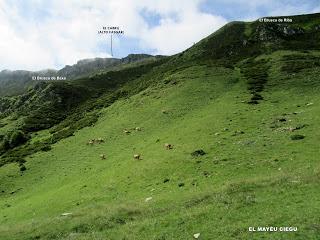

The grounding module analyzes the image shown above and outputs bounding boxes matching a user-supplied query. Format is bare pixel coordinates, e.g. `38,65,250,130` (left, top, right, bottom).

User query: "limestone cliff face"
254,24,305,41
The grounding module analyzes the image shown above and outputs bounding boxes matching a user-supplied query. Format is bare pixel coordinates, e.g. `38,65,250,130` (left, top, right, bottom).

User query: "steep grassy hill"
0,13,320,239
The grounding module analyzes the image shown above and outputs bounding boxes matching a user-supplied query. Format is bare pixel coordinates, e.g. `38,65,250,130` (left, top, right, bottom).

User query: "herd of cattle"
86,127,173,160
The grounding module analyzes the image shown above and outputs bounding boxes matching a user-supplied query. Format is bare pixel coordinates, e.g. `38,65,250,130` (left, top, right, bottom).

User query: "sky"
0,0,319,71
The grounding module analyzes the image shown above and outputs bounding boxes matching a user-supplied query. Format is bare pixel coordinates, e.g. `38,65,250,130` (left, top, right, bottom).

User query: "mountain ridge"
0,54,163,97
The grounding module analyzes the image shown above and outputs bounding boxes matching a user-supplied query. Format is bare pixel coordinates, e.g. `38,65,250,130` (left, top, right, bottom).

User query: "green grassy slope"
0,13,320,239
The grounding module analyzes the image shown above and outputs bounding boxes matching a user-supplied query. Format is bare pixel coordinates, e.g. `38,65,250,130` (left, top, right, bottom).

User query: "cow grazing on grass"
87,140,94,145
164,143,173,150
86,138,105,145
95,138,105,143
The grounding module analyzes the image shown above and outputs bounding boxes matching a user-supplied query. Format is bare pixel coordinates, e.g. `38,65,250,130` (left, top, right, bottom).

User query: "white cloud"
142,11,226,55
0,0,228,71
0,0,111,70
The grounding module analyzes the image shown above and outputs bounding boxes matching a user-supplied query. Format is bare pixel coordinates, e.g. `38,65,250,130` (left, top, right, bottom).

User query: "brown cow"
164,143,173,150
135,127,142,131
87,140,94,145
96,138,105,143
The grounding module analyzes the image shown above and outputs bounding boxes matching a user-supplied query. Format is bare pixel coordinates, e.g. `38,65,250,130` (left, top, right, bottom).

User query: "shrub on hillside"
0,130,29,155
290,134,305,140
0,140,10,153
19,163,27,172
191,149,206,157
8,130,28,148
40,144,52,152
251,93,263,101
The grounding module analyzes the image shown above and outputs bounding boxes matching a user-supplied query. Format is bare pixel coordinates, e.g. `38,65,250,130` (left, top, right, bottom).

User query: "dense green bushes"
291,134,305,140
9,130,28,147
240,58,269,104
0,130,28,151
